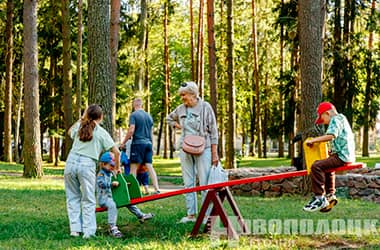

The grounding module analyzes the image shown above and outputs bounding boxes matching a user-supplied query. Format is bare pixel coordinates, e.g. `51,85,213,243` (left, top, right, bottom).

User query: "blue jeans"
98,195,118,225
179,147,212,216
127,205,144,218
64,153,97,236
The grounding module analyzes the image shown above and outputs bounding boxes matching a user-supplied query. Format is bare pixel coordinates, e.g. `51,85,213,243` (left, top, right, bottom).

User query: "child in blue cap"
120,147,154,220
97,151,123,238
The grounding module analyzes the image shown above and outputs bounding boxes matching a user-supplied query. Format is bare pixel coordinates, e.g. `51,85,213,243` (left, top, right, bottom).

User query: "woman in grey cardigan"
166,81,219,223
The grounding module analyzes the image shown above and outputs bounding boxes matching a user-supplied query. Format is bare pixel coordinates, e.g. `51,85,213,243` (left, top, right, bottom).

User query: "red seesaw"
96,162,364,239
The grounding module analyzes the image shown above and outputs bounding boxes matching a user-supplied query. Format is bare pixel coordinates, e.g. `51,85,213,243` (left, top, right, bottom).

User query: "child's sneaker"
109,226,123,238
303,196,329,212
139,213,154,223
320,193,338,213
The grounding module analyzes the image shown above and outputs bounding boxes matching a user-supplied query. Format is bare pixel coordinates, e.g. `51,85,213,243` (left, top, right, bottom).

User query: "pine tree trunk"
163,0,170,159
217,0,225,159
134,0,147,92
196,0,204,96
76,0,84,119
278,0,285,158
110,0,120,138
206,0,217,116
362,0,376,157
4,0,14,162
298,0,325,194
88,0,113,135
143,28,150,112
14,63,24,163
252,0,262,158
190,0,195,81
23,0,43,178
333,0,344,112
62,0,73,160
225,0,236,169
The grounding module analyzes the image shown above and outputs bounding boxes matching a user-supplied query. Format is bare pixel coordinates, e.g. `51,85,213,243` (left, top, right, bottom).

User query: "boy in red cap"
303,102,355,212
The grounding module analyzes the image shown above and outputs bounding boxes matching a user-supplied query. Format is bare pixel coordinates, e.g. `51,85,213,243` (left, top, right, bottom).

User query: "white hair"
178,81,199,97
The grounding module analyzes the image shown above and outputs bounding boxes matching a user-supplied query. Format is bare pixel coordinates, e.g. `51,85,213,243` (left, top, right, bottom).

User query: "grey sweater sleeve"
202,101,218,145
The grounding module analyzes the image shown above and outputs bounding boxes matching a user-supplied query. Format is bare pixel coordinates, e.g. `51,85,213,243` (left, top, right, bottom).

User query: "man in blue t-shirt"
303,102,355,212
121,98,160,194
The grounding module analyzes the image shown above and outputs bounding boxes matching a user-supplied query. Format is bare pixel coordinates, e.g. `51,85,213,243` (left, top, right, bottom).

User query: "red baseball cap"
315,102,335,124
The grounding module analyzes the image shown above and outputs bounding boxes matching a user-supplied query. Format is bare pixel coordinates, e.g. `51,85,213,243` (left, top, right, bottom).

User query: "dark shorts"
130,143,153,164
137,172,149,186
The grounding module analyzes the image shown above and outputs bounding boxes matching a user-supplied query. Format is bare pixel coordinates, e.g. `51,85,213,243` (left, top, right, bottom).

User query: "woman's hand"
211,144,219,166
212,157,219,166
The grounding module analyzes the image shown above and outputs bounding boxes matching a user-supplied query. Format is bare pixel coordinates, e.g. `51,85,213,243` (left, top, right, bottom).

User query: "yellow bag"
303,137,328,174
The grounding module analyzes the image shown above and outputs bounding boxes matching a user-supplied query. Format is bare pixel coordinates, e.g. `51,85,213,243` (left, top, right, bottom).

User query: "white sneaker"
303,196,329,212
70,232,80,237
179,216,196,223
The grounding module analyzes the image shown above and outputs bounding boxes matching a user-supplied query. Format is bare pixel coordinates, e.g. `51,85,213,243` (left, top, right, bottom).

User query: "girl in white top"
64,104,120,238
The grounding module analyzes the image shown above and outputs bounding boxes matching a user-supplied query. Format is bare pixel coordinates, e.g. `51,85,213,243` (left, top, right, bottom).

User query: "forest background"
0,0,379,177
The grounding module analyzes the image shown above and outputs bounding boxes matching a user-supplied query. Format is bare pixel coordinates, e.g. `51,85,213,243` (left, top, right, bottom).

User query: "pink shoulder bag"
182,101,206,155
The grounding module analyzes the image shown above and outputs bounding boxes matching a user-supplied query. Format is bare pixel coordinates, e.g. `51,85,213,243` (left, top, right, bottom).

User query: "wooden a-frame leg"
191,188,247,239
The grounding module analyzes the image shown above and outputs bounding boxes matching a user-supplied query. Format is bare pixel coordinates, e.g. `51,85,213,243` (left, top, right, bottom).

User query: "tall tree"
298,0,325,191
76,0,84,119
362,0,376,157
163,0,170,158
252,0,262,158
143,28,150,111
299,0,324,136
190,0,195,81
334,0,357,123
206,0,217,115
4,0,14,162
88,0,113,135
342,0,356,124
62,0,73,159
134,0,147,92
23,0,43,178
14,63,23,163
196,0,205,97
278,0,285,158
332,0,343,111
217,0,225,158
110,0,120,137
225,0,236,169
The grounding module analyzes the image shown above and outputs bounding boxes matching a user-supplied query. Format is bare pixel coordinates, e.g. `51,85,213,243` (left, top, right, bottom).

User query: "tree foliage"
0,0,379,166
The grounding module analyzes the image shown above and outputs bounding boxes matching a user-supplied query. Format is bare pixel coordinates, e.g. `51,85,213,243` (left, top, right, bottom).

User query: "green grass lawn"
0,160,379,249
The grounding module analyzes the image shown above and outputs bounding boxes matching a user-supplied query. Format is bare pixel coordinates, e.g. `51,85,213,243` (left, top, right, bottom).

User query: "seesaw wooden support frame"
96,163,364,239
191,187,248,239
190,163,363,238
